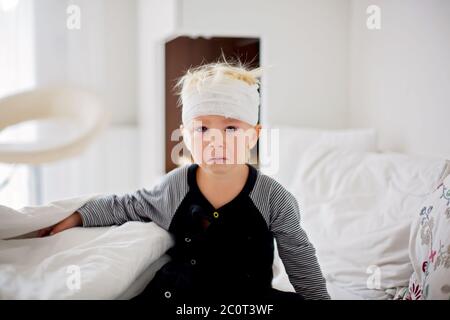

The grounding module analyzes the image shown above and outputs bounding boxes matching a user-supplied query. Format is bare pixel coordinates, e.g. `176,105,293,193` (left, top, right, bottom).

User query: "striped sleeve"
77,165,189,231
269,182,330,300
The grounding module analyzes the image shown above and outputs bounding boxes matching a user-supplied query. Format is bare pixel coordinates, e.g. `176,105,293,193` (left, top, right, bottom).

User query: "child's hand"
37,212,83,237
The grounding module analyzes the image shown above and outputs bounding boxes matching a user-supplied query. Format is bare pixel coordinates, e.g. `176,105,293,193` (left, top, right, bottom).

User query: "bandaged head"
181,76,260,126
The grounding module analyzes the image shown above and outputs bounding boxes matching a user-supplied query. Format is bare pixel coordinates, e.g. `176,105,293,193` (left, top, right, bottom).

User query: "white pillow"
267,126,377,189
288,146,447,299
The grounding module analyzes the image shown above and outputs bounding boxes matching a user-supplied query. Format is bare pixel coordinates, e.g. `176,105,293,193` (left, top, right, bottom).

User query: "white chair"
0,87,108,202
0,87,108,164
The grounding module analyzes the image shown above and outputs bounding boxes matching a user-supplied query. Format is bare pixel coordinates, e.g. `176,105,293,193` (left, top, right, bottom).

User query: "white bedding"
8,142,440,300
289,146,447,299
1,194,355,300
0,196,174,299
272,240,365,299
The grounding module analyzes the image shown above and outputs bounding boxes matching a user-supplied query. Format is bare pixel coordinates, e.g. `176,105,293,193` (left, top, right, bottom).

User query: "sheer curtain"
1,0,139,207
0,0,34,97
0,0,36,208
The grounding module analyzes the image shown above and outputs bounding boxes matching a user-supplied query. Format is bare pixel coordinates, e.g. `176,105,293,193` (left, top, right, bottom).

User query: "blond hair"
174,57,262,107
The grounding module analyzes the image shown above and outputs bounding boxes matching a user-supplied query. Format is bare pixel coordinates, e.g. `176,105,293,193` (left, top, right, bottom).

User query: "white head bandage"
181,77,260,126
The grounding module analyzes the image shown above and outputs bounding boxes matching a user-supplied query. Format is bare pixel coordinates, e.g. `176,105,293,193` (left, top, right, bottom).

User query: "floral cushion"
406,163,450,300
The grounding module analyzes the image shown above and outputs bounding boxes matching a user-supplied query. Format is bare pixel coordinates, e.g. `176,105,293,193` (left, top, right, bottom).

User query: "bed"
1,126,449,300
269,126,450,300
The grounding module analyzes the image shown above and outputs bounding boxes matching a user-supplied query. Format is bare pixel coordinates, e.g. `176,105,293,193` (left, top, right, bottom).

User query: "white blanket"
0,195,174,299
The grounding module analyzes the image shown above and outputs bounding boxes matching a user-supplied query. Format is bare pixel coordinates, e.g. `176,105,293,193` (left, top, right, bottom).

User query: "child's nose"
209,140,224,149
205,135,225,148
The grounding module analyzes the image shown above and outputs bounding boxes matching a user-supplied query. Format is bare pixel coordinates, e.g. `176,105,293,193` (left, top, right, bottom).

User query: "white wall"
34,0,137,125
137,0,178,186
349,0,450,159
178,0,350,129
41,126,139,204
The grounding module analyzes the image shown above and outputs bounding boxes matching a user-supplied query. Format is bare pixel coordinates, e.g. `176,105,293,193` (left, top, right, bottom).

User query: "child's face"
181,115,261,170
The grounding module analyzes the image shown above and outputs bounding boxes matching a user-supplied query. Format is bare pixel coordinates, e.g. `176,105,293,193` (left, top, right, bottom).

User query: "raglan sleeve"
77,166,188,230
77,188,162,228
269,184,330,300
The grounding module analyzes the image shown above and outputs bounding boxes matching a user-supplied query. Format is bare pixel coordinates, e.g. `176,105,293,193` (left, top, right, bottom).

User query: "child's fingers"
50,220,71,235
37,227,49,236
37,226,53,237
38,214,80,237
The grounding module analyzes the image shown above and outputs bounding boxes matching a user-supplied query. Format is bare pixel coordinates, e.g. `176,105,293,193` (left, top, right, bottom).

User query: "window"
0,0,36,208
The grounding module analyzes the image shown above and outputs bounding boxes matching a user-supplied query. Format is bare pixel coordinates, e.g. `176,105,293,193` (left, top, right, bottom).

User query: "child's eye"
195,126,208,133
225,126,238,132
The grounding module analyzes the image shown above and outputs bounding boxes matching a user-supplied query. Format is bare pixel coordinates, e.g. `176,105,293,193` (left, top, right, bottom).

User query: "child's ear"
248,124,262,149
